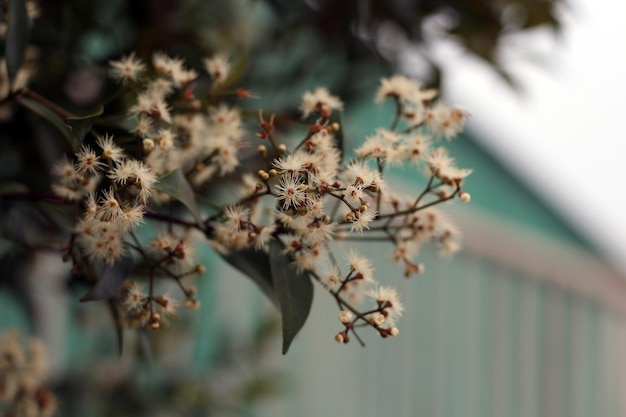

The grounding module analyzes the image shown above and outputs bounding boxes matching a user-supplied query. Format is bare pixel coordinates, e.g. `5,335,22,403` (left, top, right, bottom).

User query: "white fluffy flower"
299,87,343,118
275,174,307,209
109,52,146,84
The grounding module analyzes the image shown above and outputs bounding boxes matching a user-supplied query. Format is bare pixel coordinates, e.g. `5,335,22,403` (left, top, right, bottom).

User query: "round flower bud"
143,138,155,152
195,264,206,274
257,170,270,181
373,313,386,326
390,327,400,337
335,333,344,343
459,192,471,203
338,310,353,324
184,299,201,310
277,144,287,155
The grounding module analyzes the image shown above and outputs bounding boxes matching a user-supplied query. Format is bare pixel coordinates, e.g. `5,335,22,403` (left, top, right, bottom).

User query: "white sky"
420,0,626,274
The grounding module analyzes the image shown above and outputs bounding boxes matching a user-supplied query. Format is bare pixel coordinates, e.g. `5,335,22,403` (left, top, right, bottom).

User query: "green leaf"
108,300,124,356
269,240,313,354
153,169,202,223
65,106,104,144
1,203,56,247
80,255,134,302
17,96,78,150
137,328,153,366
5,0,29,85
221,248,276,306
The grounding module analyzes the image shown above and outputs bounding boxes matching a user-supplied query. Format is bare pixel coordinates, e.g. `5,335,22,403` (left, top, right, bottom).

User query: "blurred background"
2,0,626,416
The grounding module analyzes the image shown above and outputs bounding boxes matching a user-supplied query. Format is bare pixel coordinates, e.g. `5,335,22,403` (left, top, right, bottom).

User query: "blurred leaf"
153,169,202,223
108,300,124,356
0,181,28,194
80,255,134,302
0,248,35,326
5,0,28,84
137,328,153,367
65,106,104,144
269,240,313,354
221,248,276,306
17,96,78,150
0,203,58,247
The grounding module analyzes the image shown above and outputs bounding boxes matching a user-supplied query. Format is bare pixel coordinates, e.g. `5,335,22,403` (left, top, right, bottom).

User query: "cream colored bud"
143,138,155,152
331,122,340,131
268,168,278,176
258,145,267,157
459,192,471,203
184,299,201,310
257,170,270,181
373,313,386,326
338,310,353,324
195,264,206,274
335,333,344,343
277,144,287,155
405,262,425,278
390,327,400,337
150,322,160,330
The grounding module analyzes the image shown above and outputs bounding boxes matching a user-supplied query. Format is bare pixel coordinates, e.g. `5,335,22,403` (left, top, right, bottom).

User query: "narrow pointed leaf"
221,249,276,306
269,240,313,354
65,106,104,143
6,0,28,84
80,255,134,302
153,169,202,223
108,300,124,356
17,96,78,150
137,328,153,367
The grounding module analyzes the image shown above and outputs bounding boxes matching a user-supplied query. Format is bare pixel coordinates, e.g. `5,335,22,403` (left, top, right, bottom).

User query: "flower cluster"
53,135,156,266
42,52,471,346
205,74,471,343
111,51,244,184
0,331,56,417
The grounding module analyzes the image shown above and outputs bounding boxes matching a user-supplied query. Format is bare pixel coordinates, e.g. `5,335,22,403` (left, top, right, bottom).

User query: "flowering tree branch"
0,50,473,355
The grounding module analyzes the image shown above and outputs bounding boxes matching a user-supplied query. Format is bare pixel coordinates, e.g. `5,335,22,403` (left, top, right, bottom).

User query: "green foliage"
17,96,78,150
80,255,134,302
221,248,277,305
65,106,104,144
5,0,28,84
269,240,314,354
154,169,202,224
219,242,314,354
